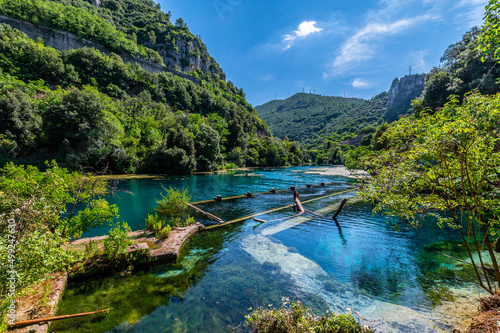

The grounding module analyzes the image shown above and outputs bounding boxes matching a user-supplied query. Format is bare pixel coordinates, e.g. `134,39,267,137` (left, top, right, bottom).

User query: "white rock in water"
241,233,448,332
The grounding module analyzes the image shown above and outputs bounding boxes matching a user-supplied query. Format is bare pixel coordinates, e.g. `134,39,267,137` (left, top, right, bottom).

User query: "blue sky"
160,0,488,107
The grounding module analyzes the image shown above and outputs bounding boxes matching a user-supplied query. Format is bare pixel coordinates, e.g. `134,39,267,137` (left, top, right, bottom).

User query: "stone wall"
0,15,200,85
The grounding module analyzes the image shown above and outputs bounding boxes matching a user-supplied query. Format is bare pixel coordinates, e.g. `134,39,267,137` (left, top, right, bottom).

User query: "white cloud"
296,21,323,37
326,14,436,76
352,78,373,89
282,21,323,50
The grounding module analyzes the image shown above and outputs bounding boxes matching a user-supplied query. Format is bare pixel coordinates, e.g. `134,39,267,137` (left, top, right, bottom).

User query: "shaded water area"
52,167,482,332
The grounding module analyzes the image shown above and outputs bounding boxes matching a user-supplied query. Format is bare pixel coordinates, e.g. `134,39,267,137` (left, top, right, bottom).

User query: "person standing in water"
293,189,300,212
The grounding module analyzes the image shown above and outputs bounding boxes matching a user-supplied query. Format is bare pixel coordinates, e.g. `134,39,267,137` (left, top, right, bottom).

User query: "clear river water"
50,166,482,333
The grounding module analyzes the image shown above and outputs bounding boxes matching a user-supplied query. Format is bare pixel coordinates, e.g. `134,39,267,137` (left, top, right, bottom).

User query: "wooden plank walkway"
205,188,356,230
189,182,347,205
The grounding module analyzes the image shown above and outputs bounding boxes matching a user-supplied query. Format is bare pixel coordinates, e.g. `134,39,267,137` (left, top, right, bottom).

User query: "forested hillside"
0,0,308,173
256,92,388,165
256,93,372,144
0,0,221,73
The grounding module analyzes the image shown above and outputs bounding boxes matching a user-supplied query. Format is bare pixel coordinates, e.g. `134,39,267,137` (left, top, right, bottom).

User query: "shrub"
156,186,191,215
246,298,373,333
103,222,131,263
145,213,174,239
168,215,195,228
145,213,165,233
84,240,99,259
158,225,172,239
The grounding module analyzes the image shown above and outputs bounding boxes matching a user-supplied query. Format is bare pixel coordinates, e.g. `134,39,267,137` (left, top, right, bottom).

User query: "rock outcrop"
0,15,201,84
385,74,425,121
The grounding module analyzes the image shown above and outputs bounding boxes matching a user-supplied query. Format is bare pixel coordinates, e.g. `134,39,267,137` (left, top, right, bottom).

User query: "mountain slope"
0,0,222,74
0,0,308,173
256,93,387,146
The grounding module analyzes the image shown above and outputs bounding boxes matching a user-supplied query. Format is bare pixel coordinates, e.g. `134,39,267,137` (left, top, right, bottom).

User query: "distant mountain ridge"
255,92,387,146
256,74,425,148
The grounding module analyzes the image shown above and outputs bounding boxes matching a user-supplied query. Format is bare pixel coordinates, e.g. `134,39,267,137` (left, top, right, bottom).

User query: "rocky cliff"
0,15,201,84
89,0,223,76
384,74,425,121
153,36,221,75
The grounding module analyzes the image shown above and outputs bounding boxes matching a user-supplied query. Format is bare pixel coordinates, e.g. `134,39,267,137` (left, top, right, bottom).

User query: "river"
51,166,481,332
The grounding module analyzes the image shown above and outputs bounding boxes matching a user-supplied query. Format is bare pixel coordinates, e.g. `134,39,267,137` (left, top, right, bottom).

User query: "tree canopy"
360,92,500,294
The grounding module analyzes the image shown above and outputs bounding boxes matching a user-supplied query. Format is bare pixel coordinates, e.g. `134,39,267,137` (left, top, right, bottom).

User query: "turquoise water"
53,167,478,333
84,166,355,236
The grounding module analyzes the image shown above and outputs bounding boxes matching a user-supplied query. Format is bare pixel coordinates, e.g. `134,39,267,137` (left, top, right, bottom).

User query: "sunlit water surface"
51,167,481,333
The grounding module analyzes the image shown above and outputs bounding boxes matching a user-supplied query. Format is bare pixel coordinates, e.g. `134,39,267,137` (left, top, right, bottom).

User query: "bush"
168,215,195,228
103,222,131,263
145,213,165,233
156,186,191,215
145,213,171,239
246,298,373,333
84,240,99,259
158,225,172,239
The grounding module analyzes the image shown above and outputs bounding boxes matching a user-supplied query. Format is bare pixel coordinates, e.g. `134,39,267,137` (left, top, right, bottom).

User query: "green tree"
193,123,221,171
480,0,500,61
0,161,118,328
360,93,500,294
0,89,40,149
42,87,105,148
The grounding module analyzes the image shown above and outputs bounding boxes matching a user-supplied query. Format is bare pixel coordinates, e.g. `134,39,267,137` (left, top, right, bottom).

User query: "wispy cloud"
352,78,373,89
258,74,275,82
454,0,488,28
409,50,430,73
282,21,323,50
325,14,436,76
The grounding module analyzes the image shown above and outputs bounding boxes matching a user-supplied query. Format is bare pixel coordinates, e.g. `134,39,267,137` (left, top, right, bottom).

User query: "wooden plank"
187,203,224,223
9,308,112,328
205,188,356,230
190,184,354,205
205,204,294,229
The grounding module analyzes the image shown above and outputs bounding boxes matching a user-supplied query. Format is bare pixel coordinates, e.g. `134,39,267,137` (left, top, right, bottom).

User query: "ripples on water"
52,167,480,333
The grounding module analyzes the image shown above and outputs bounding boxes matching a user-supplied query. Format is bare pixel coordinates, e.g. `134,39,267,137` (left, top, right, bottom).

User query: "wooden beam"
205,188,355,230
8,308,112,328
187,203,224,223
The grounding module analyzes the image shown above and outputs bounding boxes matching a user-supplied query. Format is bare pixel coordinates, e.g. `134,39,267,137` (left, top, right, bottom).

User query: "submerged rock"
241,233,450,332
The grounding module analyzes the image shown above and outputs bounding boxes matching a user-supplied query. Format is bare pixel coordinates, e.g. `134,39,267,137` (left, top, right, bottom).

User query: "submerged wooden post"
332,198,348,220
9,308,112,328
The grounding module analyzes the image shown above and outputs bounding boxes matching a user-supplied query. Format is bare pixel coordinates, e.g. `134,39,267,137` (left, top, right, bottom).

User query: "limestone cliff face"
153,37,221,75
385,74,425,121
88,0,219,75
0,15,201,84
